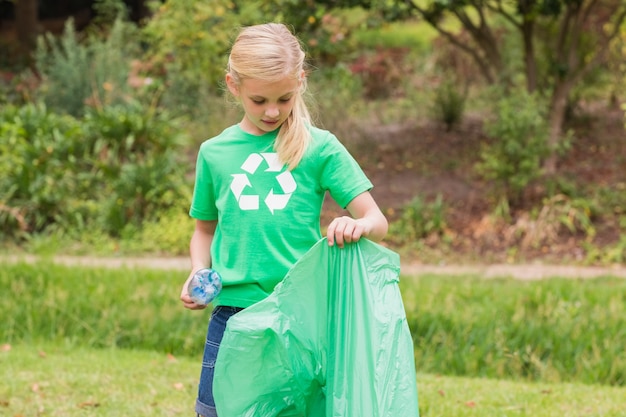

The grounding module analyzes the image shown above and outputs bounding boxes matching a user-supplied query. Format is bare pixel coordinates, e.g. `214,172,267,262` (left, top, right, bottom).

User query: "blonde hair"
227,23,312,170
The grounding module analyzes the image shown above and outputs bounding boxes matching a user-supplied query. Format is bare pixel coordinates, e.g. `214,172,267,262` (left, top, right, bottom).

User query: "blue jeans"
195,306,244,417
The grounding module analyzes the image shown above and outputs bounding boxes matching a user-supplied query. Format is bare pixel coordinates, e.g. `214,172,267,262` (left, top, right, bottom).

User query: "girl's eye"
250,97,291,104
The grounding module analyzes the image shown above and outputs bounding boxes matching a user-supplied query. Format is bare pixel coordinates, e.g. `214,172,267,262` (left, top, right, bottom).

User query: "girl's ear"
225,73,239,97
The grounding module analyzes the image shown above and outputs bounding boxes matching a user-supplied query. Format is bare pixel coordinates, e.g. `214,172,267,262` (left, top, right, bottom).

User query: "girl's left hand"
326,216,371,248
326,191,388,248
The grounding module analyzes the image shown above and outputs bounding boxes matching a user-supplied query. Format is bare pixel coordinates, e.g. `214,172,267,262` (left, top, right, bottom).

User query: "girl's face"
227,74,301,136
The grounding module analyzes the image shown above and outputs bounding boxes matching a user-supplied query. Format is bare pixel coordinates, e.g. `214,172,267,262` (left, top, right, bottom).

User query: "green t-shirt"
189,124,373,308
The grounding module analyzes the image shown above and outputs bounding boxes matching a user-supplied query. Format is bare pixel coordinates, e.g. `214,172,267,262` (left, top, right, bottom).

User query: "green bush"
0,103,88,236
475,90,551,207
503,194,597,251
354,20,437,54
431,76,467,131
118,206,194,256
34,18,140,117
388,194,447,245
585,233,626,264
0,101,190,239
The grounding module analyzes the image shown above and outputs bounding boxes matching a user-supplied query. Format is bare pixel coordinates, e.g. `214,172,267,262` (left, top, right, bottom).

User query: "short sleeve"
189,144,218,220
318,133,373,209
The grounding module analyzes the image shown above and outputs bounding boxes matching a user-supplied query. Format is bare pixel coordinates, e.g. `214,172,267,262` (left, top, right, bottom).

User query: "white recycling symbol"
229,152,297,214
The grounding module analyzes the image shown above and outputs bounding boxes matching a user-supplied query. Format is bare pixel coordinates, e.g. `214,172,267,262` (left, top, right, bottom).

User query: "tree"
14,0,39,61
400,0,626,175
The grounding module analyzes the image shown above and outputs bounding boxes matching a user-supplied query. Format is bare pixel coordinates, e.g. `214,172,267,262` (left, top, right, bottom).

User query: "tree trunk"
543,81,571,175
521,21,536,93
14,0,39,60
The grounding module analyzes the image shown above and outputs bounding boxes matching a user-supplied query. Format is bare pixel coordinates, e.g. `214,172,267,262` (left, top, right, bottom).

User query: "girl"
179,23,388,417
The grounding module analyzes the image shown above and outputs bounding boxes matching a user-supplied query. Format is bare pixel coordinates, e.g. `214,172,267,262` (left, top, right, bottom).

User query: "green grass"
2,343,625,417
401,274,626,386
0,262,209,356
2,262,625,387
1,343,198,416
417,372,626,416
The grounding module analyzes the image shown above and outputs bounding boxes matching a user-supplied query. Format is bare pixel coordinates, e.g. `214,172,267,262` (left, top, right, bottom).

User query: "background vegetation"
1,0,625,263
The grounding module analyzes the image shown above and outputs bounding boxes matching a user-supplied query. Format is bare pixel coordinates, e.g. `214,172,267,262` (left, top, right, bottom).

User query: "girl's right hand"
180,270,208,310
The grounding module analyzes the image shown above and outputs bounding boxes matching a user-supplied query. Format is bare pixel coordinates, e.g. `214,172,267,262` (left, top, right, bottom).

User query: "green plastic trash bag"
214,238,419,417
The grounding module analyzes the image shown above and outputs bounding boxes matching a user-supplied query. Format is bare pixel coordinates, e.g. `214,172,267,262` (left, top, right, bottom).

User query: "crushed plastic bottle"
187,268,222,306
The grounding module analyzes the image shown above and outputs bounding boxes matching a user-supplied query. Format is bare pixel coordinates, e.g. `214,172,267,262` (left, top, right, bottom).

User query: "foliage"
34,18,141,117
1,2,624,260
388,194,447,245
117,207,195,256
586,233,626,265
349,47,410,99
583,183,626,264
90,0,129,29
141,1,373,118
82,101,189,234
475,90,551,207
353,19,437,53
399,0,626,88
0,103,87,237
141,0,267,114
504,194,597,251
19,204,194,257
0,101,190,239
399,0,626,175
430,74,467,131
292,6,371,65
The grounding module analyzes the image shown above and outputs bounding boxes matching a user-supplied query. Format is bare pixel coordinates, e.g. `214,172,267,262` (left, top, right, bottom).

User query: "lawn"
2,343,625,416
1,261,625,416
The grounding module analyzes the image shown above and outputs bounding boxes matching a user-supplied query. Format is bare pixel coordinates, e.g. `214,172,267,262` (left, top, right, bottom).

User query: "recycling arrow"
229,152,297,214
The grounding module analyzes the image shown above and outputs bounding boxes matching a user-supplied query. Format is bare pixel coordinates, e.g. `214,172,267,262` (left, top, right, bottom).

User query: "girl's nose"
265,107,279,118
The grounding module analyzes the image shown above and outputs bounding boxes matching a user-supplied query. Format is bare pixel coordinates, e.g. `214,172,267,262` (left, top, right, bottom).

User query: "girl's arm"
180,219,217,310
326,191,388,248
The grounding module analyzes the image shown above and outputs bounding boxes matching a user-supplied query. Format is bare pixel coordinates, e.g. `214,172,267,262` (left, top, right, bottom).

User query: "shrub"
80,101,190,235
505,194,597,250
0,103,87,237
0,101,190,239
118,206,194,256
475,90,551,207
388,194,447,245
34,18,140,117
431,75,467,131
